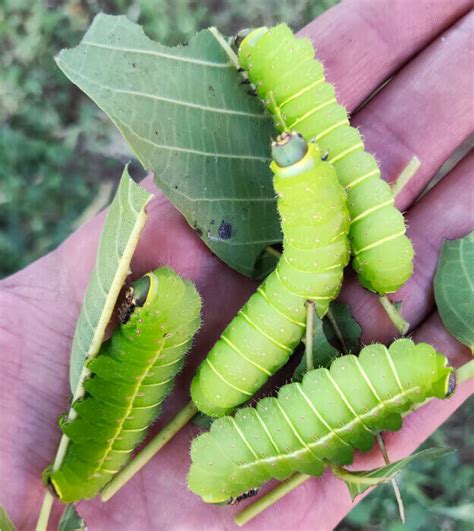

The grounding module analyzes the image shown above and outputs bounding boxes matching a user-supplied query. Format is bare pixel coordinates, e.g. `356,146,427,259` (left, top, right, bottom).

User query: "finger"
352,12,474,209
299,0,471,110
341,150,474,342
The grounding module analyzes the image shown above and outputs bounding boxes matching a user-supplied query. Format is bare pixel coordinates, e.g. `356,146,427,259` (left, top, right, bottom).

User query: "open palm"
1,1,473,529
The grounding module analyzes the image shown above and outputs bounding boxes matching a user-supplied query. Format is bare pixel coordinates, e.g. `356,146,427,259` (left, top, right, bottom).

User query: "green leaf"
46,167,151,507
334,447,455,500
0,506,16,531
434,231,474,353
56,14,279,278
69,165,152,391
324,302,361,355
293,302,361,380
58,504,87,531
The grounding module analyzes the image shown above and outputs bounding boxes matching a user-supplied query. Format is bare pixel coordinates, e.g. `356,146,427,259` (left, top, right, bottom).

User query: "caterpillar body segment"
191,133,350,417
188,339,454,503
44,268,201,502
238,24,414,295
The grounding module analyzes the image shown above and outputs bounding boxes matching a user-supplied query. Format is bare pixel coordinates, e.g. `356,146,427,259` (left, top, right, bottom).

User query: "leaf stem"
376,433,405,523
457,359,474,384
379,295,409,336
326,306,349,355
234,474,310,527
208,27,240,69
35,491,54,531
305,301,315,371
267,91,289,131
391,156,421,199
265,245,282,259
101,400,198,501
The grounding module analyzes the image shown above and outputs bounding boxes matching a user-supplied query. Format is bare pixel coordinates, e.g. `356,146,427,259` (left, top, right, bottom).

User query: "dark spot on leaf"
218,220,233,240
210,219,215,225
132,62,136,68
209,84,215,94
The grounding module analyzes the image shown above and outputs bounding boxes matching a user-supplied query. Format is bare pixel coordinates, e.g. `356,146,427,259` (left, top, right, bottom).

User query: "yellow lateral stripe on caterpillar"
188,339,454,503
238,24,414,295
190,133,350,417
43,268,201,502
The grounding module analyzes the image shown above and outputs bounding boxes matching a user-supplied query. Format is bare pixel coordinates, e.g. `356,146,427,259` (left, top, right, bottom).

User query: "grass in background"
1,1,472,529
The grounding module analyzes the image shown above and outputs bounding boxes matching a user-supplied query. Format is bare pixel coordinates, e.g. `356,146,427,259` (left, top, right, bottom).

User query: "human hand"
1,0,472,529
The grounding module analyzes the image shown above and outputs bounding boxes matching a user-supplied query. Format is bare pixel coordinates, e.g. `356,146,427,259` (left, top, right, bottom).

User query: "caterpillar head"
271,132,307,167
118,274,151,324
270,132,324,180
236,27,268,70
233,28,253,52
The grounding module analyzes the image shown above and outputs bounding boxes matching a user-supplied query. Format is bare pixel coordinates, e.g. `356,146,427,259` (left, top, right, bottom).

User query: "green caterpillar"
237,24,414,294
191,133,350,417
44,267,201,502
188,339,454,503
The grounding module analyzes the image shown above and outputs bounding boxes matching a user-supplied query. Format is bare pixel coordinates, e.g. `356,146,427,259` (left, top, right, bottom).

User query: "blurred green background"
1,1,472,529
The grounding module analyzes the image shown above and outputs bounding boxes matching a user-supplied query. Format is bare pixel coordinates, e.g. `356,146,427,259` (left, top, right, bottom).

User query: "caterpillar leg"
376,433,406,523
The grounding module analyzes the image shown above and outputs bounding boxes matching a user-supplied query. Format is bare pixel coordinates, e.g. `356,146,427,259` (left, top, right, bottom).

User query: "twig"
376,433,405,523
267,91,290,132
379,295,409,336
208,27,240,69
326,306,349,354
457,359,474,384
234,474,310,527
391,156,421,199
265,245,282,259
35,492,54,531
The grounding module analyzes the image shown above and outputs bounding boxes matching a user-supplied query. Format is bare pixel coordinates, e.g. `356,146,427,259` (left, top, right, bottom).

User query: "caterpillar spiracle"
44,267,201,502
191,133,350,417
188,339,455,503
237,24,414,295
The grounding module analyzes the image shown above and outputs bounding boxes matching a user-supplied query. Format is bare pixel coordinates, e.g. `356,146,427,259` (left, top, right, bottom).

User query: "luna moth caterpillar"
191,132,350,417
188,338,454,503
237,24,414,295
43,267,201,503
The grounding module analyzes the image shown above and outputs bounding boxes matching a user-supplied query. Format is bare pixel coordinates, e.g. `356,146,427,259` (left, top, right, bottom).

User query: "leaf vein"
81,40,233,68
